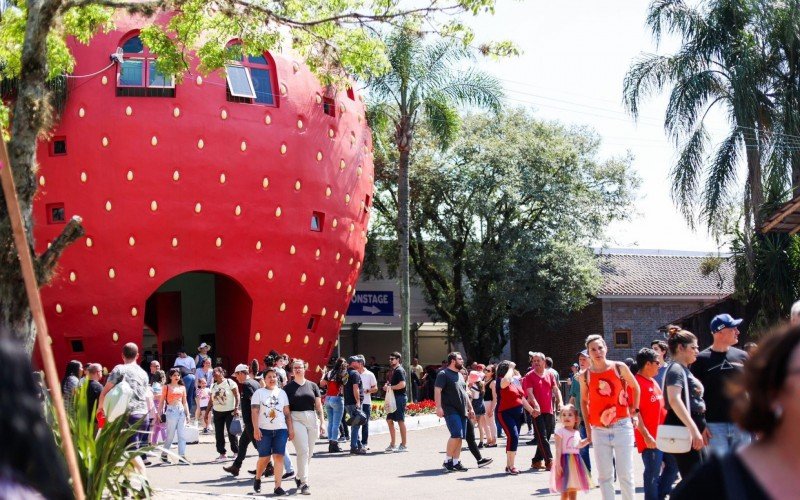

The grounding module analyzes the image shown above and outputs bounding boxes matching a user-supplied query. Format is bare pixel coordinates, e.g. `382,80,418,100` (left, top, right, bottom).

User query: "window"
346,87,355,100
46,203,65,224
307,315,321,332
50,136,66,156
322,97,336,117
614,329,632,348
361,194,371,222
225,49,278,106
70,339,85,353
311,211,325,232
116,33,175,97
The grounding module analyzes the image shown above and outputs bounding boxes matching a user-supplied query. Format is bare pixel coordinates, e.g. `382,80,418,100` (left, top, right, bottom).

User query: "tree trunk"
0,0,61,353
396,118,412,375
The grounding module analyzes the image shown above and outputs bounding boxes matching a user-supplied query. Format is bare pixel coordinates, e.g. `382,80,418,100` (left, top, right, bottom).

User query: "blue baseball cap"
710,313,743,333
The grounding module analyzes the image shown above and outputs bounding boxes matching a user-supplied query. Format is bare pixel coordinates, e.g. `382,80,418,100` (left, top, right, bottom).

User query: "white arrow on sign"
363,305,381,315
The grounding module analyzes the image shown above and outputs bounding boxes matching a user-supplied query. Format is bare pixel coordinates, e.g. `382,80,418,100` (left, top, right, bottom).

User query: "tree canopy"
369,109,639,360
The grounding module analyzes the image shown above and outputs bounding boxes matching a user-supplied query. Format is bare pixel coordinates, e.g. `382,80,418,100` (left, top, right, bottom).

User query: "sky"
467,0,729,253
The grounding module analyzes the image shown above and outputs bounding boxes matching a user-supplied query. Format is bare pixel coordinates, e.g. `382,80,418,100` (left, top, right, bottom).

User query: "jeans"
592,418,635,500
291,411,319,484
164,405,187,456
345,404,361,450
232,422,254,468
127,413,150,451
182,374,196,413
532,413,554,462
213,409,239,455
705,422,751,456
578,421,591,471
641,448,678,500
325,396,344,442
360,403,371,445
498,406,523,452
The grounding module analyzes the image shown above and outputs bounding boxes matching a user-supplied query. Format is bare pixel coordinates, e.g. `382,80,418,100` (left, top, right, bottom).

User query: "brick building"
510,249,734,375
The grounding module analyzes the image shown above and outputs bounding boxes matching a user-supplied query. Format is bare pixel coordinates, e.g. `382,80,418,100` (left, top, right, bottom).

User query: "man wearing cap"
690,313,750,455
355,355,377,449
224,364,261,477
174,347,197,414
567,350,591,472
343,356,366,454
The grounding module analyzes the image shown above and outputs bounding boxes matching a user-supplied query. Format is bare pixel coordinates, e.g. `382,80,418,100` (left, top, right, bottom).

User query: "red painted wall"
33,14,372,378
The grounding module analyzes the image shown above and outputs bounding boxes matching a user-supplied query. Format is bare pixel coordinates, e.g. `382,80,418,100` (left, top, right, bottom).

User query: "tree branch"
36,216,85,282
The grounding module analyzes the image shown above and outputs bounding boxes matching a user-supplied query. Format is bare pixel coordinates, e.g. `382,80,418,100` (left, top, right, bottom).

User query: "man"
356,355,377,449
567,350,591,472
384,351,408,452
85,363,104,423
633,348,678,500
650,339,669,385
98,343,152,469
435,352,471,472
149,360,161,385
211,366,241,461
343,356,366,454
522,351,562,471
410,357,424,402
224,364,261,477
275,353,289,387
690,313,750,456
174,347,197,413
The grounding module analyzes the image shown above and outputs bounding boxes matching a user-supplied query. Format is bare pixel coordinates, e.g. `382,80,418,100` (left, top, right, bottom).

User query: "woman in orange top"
578,334,640,500
159,367,191,463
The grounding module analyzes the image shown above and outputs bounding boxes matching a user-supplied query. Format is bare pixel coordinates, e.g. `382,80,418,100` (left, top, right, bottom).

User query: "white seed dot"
267,269,274,279
334,311,340,319
195,203,202,214
280,303,286,312
55,303,63,313
171,237,178,247
315,248,321,258
102,136,109,147
173,107,181,117
149,267,156,278
302,305,309,314
340,159,346,170
112,331,119,342
85,237,93,247
151,136,158,146
318,337,325,346
128,236,135,246
336,281,342,290
332,219,339,228
325,187,332,197
220,109,228,120
69,271,77,282
150,200,158,211
328,128,335,138
280,83,287,95
280,144,287,155
295,180,301,191
173,170,180,181
220,173,226,184
108,268,116,279
131,306,138,317
285,334,292,343
105,200,112,211
80,172,87,183
38,176,45,186
215,237,222,247
126,170,134,181
357,167,363,177
347,284,353,293
234,205,242,216
345,194,351,204
300,273,307,283
256,241,262,251
240,141,247,151
316,151,323,161
101,75,108,85
335,252,341,261
319,277,325,286
196,75,203,85
349,223,355,232
276,207,282,217
297,119,303,129
125,106,132,116
255,331,261,341
290,245,296,255
91,305,99,316
198,139,205,149
315,94,322,104
78,107,85,117
265,114,272,125
262,177,269,189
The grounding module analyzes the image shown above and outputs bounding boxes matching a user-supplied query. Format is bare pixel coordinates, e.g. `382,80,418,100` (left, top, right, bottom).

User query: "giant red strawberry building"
33,15,373,376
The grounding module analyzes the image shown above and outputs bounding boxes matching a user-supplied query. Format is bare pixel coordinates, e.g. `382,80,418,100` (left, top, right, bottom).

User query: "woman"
468,371,488,446
196,358,214,389
150,369,167,444
496,360,537,475
673,324,800,499
662,327,706,486
159,367,191,463
61,359,83,414
578,334,640,500
320,357,346,453
252,368,293,496
483,364,498,447
284,359,324,495
211,366,240,461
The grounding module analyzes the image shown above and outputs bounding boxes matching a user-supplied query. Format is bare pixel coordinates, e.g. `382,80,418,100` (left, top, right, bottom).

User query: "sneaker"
253,478,261,493
142,459,152,466
486,443,498,448
223,464,240,476
384,445,397,453
282,470,295,480
397,444,408,452
453,462,468,472
477,457,493,468
248,469,257,475
294,478,302,489
300,484,310,495
443,460,455,472
160,453,169,463
273,487,286,496
350,448,367,455
478,442,484,449
179,455,191,465
337,436,348,442
214,454,228,462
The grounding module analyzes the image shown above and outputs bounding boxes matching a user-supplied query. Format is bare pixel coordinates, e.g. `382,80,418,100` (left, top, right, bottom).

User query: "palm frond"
701,127,742,227
664,69,728,141
671,124,709,224
646,0,705,45
435,69,503,113
623,54,673,119
423,97,459,149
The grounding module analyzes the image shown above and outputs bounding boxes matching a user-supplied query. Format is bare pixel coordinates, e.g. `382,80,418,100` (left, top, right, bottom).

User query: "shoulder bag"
656,363,692,454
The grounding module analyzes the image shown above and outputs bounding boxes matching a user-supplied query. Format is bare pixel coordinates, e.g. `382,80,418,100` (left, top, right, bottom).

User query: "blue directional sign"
346,291,394,316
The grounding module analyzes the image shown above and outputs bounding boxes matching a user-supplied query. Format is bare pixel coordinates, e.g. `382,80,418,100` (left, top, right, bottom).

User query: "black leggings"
465,418,483,462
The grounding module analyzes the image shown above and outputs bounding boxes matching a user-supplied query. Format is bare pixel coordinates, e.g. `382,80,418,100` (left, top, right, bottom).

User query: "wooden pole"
0,144,86,500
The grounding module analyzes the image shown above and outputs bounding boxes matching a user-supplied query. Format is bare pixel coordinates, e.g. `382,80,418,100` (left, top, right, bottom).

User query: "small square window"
311,211,325,232
346,87,355,100
46,203,66,224
614,329,632,348
323,97,336,117
50,137,66,156
70,339,84,353
307,315,321,332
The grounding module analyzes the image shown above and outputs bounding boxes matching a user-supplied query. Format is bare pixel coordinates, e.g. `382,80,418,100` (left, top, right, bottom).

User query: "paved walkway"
149,424,645,499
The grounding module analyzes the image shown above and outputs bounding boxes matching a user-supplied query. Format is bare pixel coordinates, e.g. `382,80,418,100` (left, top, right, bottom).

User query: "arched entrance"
144,271,252,371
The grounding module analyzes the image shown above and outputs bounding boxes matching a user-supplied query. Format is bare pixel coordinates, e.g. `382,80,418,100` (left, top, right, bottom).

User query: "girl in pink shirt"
550,405,594,498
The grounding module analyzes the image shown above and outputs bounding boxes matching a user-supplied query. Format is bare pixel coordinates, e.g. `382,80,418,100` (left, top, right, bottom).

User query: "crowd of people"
40,308,800,498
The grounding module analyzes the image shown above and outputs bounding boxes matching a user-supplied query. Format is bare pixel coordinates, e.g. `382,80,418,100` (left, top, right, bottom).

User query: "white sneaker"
397,444,408,452
214,454,228,462
385,445,397,453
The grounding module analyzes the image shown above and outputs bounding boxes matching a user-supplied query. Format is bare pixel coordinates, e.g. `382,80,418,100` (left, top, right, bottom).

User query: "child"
467,370,488,446
550,404,594,499
195,377,212,433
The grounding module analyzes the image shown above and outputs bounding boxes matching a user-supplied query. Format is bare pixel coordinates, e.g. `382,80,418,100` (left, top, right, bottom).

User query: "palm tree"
368,27,502,368
623,0,774,240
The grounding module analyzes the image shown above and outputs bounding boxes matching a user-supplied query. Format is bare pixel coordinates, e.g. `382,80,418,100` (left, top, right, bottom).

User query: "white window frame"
225,64,256,98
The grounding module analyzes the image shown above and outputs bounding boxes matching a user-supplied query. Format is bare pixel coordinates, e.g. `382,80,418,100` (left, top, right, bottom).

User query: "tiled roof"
597,253,734,297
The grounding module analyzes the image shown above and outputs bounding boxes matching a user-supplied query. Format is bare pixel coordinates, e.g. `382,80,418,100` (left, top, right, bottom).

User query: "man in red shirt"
634,348,678,500
522,352,562,471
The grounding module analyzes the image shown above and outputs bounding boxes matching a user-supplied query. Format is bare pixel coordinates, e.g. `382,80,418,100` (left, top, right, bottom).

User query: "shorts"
256,428,288,457
444,413,468,439
386,394,407,421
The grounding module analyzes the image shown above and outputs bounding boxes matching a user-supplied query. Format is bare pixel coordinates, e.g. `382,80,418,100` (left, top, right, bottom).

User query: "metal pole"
0,145,86,500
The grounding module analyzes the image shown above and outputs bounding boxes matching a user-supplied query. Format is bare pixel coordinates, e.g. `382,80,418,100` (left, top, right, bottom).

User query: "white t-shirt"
174,356,196,371
359,369,377,405
251,387,289,430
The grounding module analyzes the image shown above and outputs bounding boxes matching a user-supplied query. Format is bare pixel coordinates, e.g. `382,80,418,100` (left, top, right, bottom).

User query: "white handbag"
656,363,692,454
